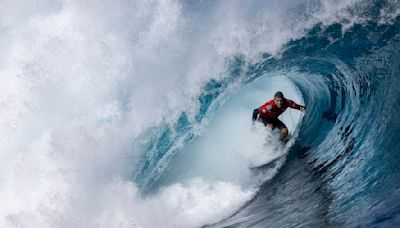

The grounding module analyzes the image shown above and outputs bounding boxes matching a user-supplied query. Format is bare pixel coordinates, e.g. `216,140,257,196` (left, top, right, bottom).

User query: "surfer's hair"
274,91,284,99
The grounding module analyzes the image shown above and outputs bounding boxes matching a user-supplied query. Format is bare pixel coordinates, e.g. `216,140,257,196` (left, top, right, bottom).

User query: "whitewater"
1,0,400,227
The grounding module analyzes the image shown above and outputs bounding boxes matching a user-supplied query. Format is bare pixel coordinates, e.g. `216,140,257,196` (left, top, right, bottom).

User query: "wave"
1,0,400,227
212,1,400,227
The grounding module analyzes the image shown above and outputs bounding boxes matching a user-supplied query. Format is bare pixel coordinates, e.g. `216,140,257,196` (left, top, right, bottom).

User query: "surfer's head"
274,91,284,108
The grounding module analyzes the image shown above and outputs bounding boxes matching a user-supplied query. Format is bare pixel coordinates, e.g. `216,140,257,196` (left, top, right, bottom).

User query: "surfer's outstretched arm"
286,99,306,112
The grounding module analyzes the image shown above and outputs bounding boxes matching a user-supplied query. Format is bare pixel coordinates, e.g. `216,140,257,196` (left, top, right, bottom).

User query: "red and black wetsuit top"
258,99,301,119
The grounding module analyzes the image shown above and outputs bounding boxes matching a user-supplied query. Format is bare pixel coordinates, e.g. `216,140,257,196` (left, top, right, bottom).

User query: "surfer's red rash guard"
258,99,301,119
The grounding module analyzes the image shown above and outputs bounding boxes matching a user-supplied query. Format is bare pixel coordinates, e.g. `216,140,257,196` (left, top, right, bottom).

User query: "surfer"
252,91,305,142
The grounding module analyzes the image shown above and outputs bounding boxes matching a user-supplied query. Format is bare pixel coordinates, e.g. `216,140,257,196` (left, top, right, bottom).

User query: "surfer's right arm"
252,108,260,124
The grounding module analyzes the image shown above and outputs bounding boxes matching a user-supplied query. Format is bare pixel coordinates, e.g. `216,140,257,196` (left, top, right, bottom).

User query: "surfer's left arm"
287,99,306,112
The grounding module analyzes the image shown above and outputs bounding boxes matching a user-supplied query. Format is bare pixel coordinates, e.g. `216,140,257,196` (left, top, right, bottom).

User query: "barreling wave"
137,1,400,226
1,0,400,227
210,1,400,227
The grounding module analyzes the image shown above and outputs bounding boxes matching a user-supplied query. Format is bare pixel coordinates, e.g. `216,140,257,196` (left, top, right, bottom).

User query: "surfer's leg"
271,118,288,141
265,123,273,131
280,128,289,141
262,119,274,131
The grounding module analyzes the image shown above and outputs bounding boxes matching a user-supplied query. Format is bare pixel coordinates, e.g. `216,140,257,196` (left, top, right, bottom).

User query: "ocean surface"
1,0,399,227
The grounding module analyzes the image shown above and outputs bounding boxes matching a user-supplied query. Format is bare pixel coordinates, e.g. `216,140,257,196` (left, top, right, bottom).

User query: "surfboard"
249,155,284,170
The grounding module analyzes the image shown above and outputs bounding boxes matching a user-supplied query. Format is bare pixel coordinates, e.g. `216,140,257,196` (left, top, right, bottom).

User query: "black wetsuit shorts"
252,108,287,130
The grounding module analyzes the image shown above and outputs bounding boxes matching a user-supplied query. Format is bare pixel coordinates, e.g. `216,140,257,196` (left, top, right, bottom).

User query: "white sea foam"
93,178,253,228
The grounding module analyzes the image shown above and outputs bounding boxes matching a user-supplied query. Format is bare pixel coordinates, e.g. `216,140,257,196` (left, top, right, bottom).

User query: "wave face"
212,1,400,227
1,0,400,227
